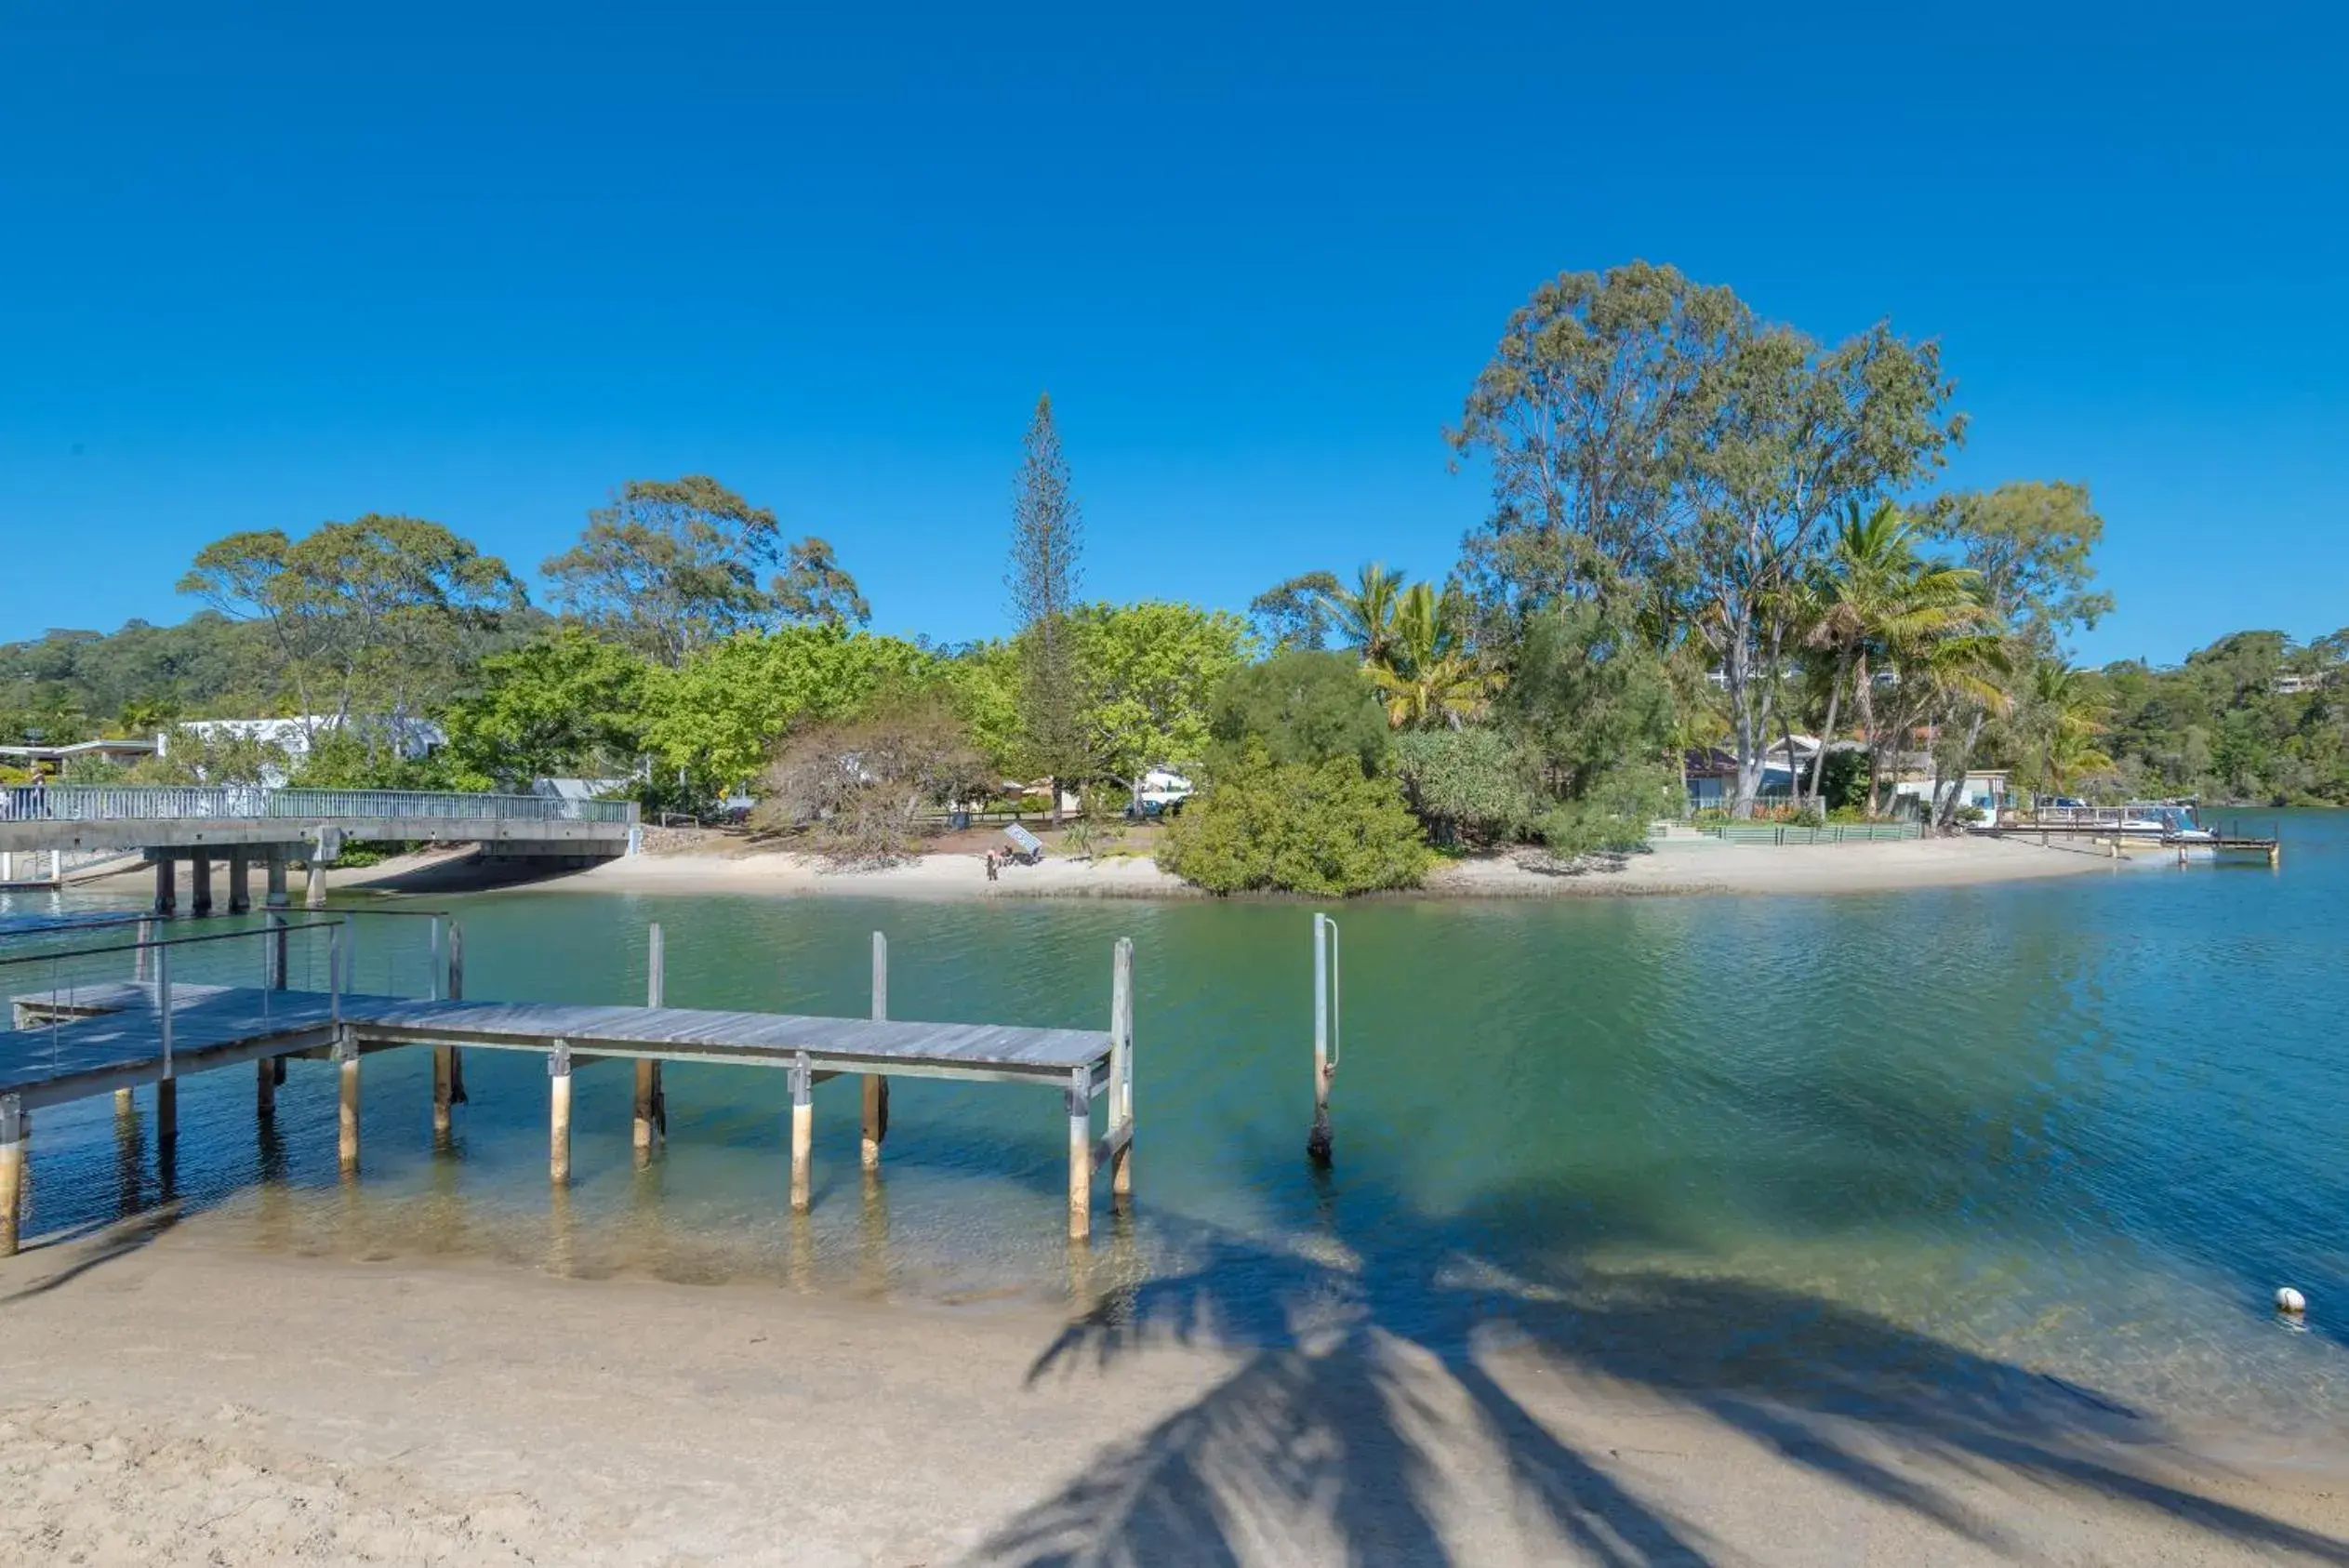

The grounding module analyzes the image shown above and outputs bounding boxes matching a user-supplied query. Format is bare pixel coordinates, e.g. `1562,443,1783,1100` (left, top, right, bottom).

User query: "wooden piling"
115,1086,133,1113
0,1097,25,1257
256,1055,275,1119
635,925,665,1156
862,932,888,1171
790,1052,814,1214
1307,913,1336,1167
1067,1065,1092,1242
156,1078,178,1153
432,1048,456,1137
336,1038,359,1176
443,923,467,1111
549,1041,573,1186
1109,937,1134,1200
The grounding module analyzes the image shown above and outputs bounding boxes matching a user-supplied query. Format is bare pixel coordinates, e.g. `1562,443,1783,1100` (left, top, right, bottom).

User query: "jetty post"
635,925,665,1157
789,1052,814,1213
1307,912,1339,1166
154,939,178,1180
1109,937,1133,1200
336,1026,361,1176
0,1096,24,1257
190,851,214,917
227,847,250,914
433,923,467,1139
1067,1064,1092,1242
862,933,889,1171
549,1039,573,1185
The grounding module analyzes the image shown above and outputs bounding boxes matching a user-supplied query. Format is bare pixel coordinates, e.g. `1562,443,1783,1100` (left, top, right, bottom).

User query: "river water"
7,815,2346,1435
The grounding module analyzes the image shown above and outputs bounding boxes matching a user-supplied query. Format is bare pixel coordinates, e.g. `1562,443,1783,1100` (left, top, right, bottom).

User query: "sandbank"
2,1211,2342,1564
65,830,2132,906
392,831,2125,902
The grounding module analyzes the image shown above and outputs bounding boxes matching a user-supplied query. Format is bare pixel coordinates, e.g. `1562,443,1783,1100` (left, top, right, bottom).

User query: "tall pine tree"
1005,393,1087,819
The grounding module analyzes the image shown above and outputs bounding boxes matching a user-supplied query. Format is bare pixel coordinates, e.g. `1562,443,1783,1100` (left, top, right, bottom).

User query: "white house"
160,715,445,786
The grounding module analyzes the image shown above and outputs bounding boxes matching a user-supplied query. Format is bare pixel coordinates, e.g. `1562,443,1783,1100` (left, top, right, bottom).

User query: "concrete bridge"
0,785,637,911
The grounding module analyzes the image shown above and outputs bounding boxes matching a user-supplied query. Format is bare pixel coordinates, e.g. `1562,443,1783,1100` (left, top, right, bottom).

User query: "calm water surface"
8,814,2346,1432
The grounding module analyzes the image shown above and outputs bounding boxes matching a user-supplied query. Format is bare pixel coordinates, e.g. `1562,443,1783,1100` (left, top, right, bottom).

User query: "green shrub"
1537,761,1679,858
1160,745,1427,895
1387,727,1536,844
1208,650,1388,775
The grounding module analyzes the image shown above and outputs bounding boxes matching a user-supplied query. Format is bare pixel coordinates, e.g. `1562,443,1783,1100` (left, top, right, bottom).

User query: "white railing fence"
1,785,635,827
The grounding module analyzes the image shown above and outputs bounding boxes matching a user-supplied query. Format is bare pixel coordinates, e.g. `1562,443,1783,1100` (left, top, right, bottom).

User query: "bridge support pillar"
152,856,177,917
305,857,327,910
264,851,289,909
190,852,214,917
227,848,250,913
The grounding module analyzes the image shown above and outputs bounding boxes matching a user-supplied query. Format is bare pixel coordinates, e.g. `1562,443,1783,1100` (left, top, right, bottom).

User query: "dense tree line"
4,262,2333,889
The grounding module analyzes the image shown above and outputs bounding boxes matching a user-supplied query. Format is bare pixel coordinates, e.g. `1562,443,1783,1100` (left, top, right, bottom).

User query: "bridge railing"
0,784,636,827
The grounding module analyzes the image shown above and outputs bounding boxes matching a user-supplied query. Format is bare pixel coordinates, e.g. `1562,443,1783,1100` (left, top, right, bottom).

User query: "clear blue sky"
4,3,2342,666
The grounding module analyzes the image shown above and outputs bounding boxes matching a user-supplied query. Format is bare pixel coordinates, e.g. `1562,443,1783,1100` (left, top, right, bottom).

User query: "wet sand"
3,1212,2343,1565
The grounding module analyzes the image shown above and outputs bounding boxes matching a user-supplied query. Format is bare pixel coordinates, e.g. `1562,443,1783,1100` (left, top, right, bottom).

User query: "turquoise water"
7,816,2346,1433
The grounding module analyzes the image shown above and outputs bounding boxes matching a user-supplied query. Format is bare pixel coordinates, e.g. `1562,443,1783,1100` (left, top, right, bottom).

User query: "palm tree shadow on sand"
962,1162,2349,1567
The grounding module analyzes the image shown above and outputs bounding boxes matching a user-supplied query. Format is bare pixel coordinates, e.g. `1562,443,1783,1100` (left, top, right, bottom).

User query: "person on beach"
985,851,999,883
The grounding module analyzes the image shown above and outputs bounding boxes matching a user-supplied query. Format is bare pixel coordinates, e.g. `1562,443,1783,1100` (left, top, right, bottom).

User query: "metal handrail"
0,918,350,969
0,784,635,826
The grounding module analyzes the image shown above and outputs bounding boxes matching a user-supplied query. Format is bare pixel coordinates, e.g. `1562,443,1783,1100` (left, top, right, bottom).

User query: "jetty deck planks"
0,930,1137,1252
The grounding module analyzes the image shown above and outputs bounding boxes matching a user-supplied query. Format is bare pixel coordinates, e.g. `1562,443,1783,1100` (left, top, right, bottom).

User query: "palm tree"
1329,563,1407,667
1803,501,1993,816
2020,660,2113,797
1367,583,1493,729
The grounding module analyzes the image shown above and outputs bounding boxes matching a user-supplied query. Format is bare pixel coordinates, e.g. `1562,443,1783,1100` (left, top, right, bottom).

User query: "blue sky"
3,3,2342,666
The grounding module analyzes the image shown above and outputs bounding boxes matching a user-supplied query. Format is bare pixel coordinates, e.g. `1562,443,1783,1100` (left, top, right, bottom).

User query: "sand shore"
2,1212,2342,1565
60,829,2133,910
344,831,2128,903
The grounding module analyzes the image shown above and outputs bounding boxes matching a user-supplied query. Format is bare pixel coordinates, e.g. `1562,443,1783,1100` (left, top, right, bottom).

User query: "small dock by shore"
0,917,1137,1256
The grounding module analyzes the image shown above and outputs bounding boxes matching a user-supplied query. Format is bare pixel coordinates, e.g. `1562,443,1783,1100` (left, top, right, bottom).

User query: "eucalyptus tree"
1452,261,1962,815
543,476,786,666
1679,322,1964,815
179,516,524,745
1246,571,1344,653
1448,260,1744,624
770,536,870,628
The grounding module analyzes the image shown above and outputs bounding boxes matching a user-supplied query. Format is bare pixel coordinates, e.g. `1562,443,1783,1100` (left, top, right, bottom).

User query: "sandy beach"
2,1210,2343,1566
265,829,2133,905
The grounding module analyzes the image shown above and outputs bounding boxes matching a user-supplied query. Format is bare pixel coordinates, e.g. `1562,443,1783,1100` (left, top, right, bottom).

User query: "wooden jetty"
0,921,1137,1256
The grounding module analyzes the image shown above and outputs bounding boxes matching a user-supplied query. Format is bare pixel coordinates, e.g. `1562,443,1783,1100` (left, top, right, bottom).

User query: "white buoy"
2276,1286,2307,1316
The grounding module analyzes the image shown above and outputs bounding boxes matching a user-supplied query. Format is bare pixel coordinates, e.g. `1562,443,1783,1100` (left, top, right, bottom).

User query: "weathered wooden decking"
0,924,1138,1255
5,982,1115,1103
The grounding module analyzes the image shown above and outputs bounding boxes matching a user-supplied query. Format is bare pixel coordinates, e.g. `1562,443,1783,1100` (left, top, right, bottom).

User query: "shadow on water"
968,1157,2349,1568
